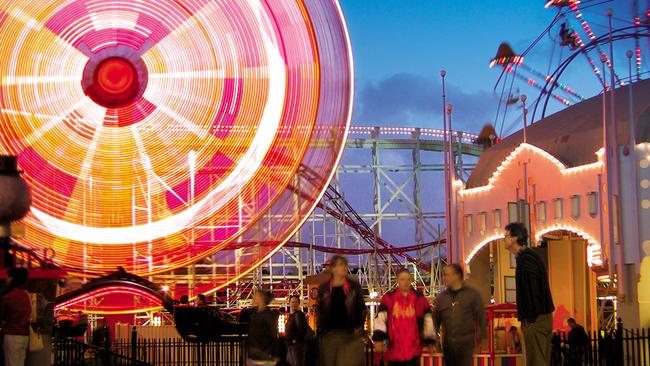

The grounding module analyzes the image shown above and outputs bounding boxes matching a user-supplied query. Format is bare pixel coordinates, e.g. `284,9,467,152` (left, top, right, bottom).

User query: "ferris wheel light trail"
504,65,571,106
568,0,624,86
518,63,585,101
0,0,354,301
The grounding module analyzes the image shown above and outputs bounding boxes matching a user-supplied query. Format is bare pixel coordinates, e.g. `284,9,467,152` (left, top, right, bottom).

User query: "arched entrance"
465,229,604,332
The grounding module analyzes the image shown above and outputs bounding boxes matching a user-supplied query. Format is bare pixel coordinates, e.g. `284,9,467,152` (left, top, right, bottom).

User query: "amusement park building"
455,78,650,330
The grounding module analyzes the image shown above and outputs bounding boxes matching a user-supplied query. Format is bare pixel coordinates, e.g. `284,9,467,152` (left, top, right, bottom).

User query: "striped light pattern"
0,0,353,287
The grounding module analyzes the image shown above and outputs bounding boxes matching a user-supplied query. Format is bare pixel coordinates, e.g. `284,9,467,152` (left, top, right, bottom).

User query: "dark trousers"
443,340,475,366
287,343,306,366
387,358,419,366
319,330,364,366
522,313,552,366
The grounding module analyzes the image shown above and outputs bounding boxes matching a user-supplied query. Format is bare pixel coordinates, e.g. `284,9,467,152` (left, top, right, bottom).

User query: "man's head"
567,318,577,328
253,288,273,308
504,222,528,251
329,255,348,279
396,268,413,293
289,295,301,312
197,294,206,305
7,267,28,288
509,326,518,333
179,295,189,304
443,264,463,288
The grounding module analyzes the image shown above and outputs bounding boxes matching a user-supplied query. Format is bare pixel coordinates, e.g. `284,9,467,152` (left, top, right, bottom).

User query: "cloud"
352,73,496,133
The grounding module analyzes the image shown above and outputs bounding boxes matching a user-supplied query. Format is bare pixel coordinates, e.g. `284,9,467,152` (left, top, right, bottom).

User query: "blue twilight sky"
339,0,642,136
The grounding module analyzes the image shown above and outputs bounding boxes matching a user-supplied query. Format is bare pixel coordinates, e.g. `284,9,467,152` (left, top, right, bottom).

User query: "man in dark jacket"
567,318,588,366
434,264,486,366
504,222,555,366
247,289,279,364
373,268,435,366
317,255,367,366
286,295,311,366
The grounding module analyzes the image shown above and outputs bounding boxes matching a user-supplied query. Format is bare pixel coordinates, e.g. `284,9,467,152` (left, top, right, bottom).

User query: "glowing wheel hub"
81,47,148,110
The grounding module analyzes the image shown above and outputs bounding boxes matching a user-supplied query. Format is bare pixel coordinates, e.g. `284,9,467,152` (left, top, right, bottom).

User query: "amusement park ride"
0,0,647,329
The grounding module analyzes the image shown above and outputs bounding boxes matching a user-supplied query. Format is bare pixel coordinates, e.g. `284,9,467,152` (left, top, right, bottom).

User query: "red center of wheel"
96,57,136,96
83,55,143,109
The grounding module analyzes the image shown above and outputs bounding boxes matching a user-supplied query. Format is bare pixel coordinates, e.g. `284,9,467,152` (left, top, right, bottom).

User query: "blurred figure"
373,268,435,366
1,267,31,366
508,326,522,354
434,264,486,366
247,289,279,365
317,255,366,366
504,222,554,366
91,319,110,366
567,318,588,366
285,295,311,366
179,295,189,305
196,294,207,306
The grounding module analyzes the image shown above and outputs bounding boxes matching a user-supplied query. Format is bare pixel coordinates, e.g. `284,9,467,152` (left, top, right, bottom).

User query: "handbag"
26,291,44,352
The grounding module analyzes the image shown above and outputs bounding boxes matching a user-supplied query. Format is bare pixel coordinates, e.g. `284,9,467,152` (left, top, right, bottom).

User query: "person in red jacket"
373,268,436,366
1,267,31,366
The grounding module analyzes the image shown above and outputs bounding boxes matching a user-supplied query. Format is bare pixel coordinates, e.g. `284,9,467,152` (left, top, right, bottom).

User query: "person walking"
0,267,31,366
434,264,486,366
317,255,367,366
373,268,436,366
567,318,588,366
504,222,555,366
247,289,279,365
285,295,312,366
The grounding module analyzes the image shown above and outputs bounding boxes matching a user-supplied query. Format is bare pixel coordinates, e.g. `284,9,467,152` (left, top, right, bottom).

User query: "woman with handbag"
0,267,31,366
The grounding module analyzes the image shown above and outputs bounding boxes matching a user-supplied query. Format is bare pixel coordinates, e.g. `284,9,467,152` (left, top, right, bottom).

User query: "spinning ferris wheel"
490,0,649,135
0,0,353,291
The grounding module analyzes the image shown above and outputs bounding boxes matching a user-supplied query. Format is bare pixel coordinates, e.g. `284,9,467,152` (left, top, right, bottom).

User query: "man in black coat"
504,222,555,366
317,255,367,366
567,318,588,366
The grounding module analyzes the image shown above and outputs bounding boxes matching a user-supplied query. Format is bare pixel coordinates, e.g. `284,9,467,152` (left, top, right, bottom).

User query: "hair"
509,326,518,332
329,255,348,268
289,295,300,302
567,318,576,325
197,294,206,302
505,222,529,246
256,288,274,305
7,267,28,288
179,295,189,304
396,267,412,277
446,263,464,280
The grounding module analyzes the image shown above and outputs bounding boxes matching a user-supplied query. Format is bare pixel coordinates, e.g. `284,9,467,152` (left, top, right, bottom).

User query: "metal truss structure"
134,125,483,308
251,126,483,302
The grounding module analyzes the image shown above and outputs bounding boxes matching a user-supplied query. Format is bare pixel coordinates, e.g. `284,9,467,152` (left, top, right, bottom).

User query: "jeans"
4,334,29,366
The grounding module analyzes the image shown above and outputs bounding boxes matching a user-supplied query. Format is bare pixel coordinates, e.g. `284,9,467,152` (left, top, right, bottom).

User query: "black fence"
53,337,150,366
55,326,648,366
551,326,650,366
111,334,248,366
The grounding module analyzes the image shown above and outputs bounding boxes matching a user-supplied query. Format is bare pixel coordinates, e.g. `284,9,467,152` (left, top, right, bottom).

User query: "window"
588,192,598,217
508,202,519,223
571,195,581,219
536,201,547,223
505,276,516,303
553,198,563,220
479,212,487,234
464,215,473,236
494,209,502,229
509,252,517,268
